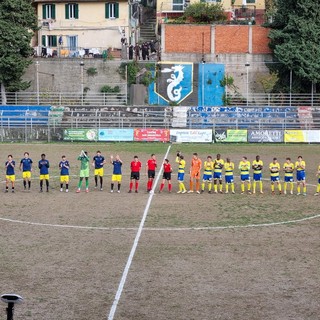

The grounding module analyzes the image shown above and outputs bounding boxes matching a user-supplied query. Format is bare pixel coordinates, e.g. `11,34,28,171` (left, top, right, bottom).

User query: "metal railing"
4,92,320,108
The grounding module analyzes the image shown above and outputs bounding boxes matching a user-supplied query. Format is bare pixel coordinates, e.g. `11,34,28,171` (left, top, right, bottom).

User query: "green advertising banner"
64,129,98,141
225,130,248,142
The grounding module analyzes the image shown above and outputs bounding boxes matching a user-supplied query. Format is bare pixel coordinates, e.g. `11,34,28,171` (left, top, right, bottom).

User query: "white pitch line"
0,213,319,232
107,144,172,320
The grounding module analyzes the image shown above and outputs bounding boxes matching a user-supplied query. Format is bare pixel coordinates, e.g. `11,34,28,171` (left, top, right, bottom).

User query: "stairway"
139,17,157,43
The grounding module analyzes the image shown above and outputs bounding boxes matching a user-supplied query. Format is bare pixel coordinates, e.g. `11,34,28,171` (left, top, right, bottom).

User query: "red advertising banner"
134,128,170,142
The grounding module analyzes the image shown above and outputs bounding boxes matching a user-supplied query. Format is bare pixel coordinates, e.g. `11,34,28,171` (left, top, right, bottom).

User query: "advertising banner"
214,130,227,142
248,130,283,143
98,128,134,141
64,129,97,141
134,128,170,142
170,129,212,143
284,130,305,143
224,130,247,142
306,130,320,142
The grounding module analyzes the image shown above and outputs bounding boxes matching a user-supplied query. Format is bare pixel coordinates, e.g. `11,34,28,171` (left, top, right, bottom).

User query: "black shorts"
163,172,171,180
148,170,155,179
131,172,140,180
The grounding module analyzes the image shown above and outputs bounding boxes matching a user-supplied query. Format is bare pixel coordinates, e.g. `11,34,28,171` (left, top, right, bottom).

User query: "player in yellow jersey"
283,157,294,195
213,154,224,193
295,156,306,196
269,157,282,195
224,157,235,194
314,164,320,196
176,152,186,194
201,156,214,194
238,156,251,194
252,155,263,194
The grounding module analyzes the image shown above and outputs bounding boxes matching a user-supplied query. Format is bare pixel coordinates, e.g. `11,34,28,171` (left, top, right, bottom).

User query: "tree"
0,0,38,105
180,2,226,24
268,0,320,93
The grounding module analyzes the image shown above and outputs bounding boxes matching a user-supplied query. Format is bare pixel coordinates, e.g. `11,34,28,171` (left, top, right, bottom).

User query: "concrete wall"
23,59,125,93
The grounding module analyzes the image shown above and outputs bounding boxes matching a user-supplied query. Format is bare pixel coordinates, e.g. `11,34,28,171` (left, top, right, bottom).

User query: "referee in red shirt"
146,154,157,192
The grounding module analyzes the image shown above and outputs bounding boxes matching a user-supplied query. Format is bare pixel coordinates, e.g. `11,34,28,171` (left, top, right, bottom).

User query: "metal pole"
245,62,250,107
289,69,292,107
36,61,40,105
80,61,84,106
202,62,205,106
6,302,14,320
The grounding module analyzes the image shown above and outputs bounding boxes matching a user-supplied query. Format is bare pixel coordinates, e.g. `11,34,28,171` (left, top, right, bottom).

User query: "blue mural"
0,105,51,127
148,62,225,106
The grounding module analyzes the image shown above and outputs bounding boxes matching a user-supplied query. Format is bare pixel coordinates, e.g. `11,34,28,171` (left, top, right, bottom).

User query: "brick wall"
215,25,249,54
164,25,211,54
252,26,271,54
164,24,271,54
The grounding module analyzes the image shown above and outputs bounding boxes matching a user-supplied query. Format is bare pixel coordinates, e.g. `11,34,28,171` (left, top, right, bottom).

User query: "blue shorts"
203,174,212,181
213,172,222,180
284,176,294,183
177,172,185,181
241,174,250,181
225,175,234,184
253,173,262,181
271,176,280,182
318,178,320,184
296,171,305,181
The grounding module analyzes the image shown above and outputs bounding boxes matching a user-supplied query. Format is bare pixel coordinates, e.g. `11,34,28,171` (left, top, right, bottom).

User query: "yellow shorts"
22,171,31,179
112,174,122,182
6,175,15,182
60,175,69,183
94,168,104,177
40,174,49,180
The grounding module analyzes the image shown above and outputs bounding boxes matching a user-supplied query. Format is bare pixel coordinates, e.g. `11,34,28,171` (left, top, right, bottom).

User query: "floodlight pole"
1,294,23,320
245,62,250,107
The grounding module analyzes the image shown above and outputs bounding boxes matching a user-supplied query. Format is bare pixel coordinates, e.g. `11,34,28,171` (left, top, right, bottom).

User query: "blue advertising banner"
98,128,134,141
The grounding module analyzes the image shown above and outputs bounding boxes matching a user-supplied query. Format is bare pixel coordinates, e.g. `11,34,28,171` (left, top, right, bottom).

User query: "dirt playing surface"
0,143,319,319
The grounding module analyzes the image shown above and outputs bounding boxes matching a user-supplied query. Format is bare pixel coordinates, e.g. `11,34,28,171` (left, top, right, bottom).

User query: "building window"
105,3,119,19
172,0,184,11
42,35,57,47
65,3,79,19
42,4,56,19
67,35,78,51
246,0,256,3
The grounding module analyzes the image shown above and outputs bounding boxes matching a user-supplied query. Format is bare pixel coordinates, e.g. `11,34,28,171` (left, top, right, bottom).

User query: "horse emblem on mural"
154,62,193,104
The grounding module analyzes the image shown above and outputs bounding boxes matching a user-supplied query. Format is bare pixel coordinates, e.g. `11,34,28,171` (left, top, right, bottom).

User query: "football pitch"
0,142,320,320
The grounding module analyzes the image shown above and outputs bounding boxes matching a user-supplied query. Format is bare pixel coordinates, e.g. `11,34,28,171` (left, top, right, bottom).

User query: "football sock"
271,184,275,192
241,184,244,192
247,182,251,191
78,179,82,188
111,183,114,191
297,186,301,193
290,182,294,192
225,184,229,192
208,183,212,191
214,184,217,192
168,183,172,192
94,176,98,187
190,180,193,191
118,184,121,191
135,181,139,190
100,177,103,188
23,180,26,188
253,181,256,193
129,182,133,190
219,184,223,192
46,180,49,191
66,184,69,190
85,179,89,189
28,181,31,188
278,184,282,191
231,183,235,193
201,182,205,191
5,186,8,190
40,180,43,190
317,184,320,193
196,181,200,191
303,186,306,193
60,183,63,189
160,183,164,191
260,181,263,192
284,182,287,192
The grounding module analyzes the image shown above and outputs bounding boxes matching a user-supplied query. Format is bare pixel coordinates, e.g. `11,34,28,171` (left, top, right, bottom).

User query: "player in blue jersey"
92,150,106,191
19,152,33,190
59,155,70,192
38,153,50,192
5,155,15,193
110,154,123,193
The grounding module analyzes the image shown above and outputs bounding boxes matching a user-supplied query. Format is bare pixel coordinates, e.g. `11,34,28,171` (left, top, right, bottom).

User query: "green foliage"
118,62,156,86
100,85,120,93
86,67,97,76
268,0,320,93
0,0,38,99
180,2,226,24
220,75,239,106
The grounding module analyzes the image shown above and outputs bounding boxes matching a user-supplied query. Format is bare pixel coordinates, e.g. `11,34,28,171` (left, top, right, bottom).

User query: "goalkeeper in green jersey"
76,150,90,193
